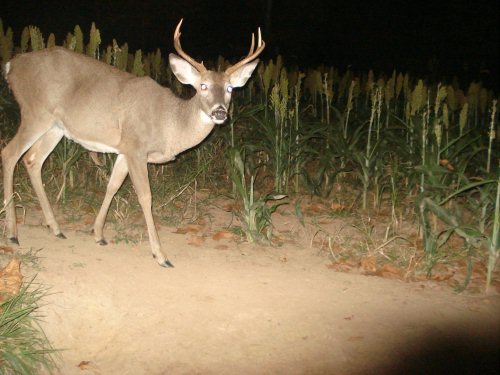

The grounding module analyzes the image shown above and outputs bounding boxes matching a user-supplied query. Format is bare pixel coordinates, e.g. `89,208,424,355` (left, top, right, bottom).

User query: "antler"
173,19,207,73
225,27,266,75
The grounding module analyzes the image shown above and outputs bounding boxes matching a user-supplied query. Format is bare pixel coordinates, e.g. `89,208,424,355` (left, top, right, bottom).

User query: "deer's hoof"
56,232,67,239
97,239,107,246
160,259,174,268
8,236,19,245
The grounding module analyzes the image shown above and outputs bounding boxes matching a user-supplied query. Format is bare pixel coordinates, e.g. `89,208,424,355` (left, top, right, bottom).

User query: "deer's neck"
166,95,215,158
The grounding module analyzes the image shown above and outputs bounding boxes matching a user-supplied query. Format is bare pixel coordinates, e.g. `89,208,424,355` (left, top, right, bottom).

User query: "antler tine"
247,32,255,57
257,27,262,51
173,19,207,73
225,27,265,75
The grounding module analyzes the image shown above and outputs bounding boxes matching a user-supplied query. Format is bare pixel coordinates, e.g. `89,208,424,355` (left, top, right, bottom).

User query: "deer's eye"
200,83,208,91
226,85,233,93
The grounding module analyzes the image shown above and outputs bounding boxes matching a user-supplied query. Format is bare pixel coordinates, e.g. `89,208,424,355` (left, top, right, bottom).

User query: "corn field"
0,21,498,291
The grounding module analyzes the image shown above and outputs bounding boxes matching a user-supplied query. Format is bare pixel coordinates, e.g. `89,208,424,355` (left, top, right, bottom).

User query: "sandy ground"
8,220,497,375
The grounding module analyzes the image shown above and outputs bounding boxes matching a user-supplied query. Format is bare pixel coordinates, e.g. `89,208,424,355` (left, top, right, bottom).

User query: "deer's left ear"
229,59,259,88
169,53,201,86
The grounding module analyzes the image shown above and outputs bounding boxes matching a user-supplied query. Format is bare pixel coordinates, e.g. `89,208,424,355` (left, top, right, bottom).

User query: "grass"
0,204,58,373
0,278,58,374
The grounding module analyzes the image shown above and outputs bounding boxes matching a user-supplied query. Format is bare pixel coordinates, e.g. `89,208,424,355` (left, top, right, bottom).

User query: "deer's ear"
169,53,200,85
229,59,259,88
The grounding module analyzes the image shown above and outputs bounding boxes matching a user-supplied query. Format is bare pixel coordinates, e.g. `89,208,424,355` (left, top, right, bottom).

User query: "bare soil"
11,213,499,375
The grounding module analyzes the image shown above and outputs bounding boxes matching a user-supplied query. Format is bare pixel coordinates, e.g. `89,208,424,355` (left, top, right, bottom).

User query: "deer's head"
168,19,265,124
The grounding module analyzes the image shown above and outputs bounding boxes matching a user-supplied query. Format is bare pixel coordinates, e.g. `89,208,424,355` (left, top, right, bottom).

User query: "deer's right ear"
229,59,259,88
169,53,200,86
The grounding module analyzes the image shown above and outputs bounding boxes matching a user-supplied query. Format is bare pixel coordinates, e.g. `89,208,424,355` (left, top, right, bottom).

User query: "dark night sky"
2,0,499,85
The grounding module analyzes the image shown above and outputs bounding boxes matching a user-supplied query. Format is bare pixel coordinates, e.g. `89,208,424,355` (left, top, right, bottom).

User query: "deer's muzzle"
211,105,228,123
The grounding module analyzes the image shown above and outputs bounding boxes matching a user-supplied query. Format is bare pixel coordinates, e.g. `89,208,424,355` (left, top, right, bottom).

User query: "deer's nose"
211,105,228,122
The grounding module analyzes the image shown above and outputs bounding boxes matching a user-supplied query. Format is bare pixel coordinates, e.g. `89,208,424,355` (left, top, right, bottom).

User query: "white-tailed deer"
1,19,264,267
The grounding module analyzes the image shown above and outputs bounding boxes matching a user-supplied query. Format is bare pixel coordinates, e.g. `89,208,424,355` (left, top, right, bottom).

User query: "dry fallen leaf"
77,361,92,370
331,202,348,211
327,259,357,272
432,273,455,282
212,231,234,241
439,159,455,171
81,214,94,225
188,235,206,246
222,202,239,212
0,258,23,302
378,263,404,279
174,201,185,209
174,227,189,234
94,191,105,198
0,246,14,254
303,202,328,214
271,236,284,246
184,224,202,233
360,256,377,273
430,263,455,282
175,224,204,235
472,263,487,278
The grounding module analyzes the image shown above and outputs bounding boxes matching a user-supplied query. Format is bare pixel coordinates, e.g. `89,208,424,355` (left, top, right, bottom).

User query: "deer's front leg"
126,155,173,268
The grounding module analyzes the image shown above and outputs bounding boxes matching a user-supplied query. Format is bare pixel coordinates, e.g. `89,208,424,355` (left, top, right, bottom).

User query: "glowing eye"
200,83,208,91
226,85,233,93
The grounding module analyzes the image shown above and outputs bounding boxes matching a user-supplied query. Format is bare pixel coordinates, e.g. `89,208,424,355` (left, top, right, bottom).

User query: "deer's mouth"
211,106,228,124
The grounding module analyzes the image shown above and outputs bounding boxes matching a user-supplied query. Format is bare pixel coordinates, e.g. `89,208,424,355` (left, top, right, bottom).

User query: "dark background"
2,0,499,86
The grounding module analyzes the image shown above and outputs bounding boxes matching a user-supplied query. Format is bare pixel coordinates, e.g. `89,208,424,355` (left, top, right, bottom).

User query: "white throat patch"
199,110,213,125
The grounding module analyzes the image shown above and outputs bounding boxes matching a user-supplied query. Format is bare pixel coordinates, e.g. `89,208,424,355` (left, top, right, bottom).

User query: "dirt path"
17,224,499,375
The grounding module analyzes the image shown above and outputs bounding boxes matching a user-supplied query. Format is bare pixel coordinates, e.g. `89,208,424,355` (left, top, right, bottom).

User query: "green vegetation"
0,20,498,291
0,278,58,374
229,148,286,243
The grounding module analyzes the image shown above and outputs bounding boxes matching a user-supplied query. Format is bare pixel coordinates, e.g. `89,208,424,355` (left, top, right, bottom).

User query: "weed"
0,279,59,374
229,148,286,243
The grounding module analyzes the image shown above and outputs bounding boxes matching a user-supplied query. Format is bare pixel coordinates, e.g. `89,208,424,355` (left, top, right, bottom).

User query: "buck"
1,19,265,267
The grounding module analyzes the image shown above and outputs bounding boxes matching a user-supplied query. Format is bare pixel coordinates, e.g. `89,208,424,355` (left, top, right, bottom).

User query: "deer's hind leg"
93,154,129,245
1,117,56,243
22,126,65,238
